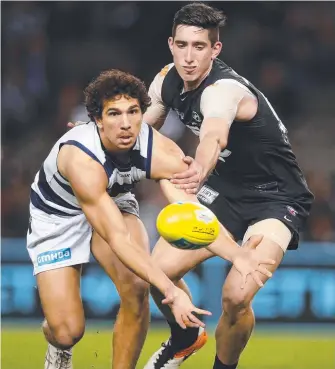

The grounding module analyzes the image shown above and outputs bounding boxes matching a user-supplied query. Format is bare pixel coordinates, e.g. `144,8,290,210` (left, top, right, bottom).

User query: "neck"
183,61,213,92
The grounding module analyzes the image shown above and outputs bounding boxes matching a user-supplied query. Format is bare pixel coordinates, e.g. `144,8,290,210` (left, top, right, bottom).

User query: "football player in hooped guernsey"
142,3,314,369
29,69,273,369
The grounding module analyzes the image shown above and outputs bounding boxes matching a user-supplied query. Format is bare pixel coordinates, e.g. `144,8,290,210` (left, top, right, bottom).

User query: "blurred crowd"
2,2,335,243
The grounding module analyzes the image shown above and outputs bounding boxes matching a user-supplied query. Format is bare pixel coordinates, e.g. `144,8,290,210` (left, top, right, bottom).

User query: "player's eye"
108,111,119,117
129,108,139,115
176,43,186,49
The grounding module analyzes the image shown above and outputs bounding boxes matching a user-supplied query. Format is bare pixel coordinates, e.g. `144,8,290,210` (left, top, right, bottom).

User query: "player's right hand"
67,121,87,129
162,286,212,329
171,156,204,194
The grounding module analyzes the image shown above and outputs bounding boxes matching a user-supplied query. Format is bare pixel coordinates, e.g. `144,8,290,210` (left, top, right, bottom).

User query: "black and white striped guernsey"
30,122,153,216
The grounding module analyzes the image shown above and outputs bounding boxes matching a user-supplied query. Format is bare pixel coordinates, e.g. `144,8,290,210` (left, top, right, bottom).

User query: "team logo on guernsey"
174,108,185,121
37,248,71,266
286,206,298,217
159,65,170,77
197,185,219,205
192,111,202,123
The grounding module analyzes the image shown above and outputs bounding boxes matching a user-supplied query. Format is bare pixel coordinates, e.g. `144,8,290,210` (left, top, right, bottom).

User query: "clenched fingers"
173,181,199,190
171,170,199,182
186,188,199,194
183,156,195,165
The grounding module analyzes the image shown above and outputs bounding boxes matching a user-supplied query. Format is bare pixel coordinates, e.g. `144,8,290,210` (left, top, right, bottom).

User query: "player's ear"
211,41,222,60
95,119,103,129
168,37,174,55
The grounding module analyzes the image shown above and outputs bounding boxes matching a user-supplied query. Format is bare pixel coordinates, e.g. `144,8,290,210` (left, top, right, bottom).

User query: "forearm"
205,225,242,263
81,198,174,297
195,135,224,180
111,236,174,295
160,179,197,203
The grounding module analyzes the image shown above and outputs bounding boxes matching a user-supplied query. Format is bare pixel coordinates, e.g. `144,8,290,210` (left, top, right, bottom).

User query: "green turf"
1,327,334,369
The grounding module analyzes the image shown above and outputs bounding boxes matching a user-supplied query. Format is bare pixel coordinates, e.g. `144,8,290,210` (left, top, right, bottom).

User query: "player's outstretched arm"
171,81,256,193
150,130,275,287
57,144,210,328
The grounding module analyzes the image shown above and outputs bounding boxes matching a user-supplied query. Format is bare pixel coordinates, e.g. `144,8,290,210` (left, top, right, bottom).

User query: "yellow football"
156,201,220,250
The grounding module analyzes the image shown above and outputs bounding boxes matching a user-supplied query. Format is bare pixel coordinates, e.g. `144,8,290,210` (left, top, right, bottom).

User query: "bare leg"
216,238,285,365
37,265,85,350
91,213,150,369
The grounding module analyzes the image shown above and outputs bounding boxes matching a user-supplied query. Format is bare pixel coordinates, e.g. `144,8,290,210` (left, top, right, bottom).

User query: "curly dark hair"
172,3,227,45
84,69,151,121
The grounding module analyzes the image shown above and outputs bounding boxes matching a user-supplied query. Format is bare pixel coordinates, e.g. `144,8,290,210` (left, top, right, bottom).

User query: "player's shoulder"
158,63,174,78
201,78,252,104
149,63,175,94
60,122,105,161
206,78,250,91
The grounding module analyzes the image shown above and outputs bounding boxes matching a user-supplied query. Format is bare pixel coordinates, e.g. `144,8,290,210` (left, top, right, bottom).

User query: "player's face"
169,25,222,89
96,95,142,151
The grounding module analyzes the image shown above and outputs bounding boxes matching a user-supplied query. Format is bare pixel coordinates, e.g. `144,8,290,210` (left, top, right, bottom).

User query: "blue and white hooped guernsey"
30,121,153,216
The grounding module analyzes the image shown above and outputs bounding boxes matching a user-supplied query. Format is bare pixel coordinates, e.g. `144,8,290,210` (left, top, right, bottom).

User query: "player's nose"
121,115,131,129
184,47,194,63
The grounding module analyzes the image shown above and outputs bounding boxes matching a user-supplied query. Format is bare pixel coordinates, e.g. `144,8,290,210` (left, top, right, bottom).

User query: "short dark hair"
84,69,151,121
172,3,227,45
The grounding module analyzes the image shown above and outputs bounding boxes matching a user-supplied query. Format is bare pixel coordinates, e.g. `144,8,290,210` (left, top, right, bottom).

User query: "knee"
45,319,85,349
119,277,149,318
222,285,252,321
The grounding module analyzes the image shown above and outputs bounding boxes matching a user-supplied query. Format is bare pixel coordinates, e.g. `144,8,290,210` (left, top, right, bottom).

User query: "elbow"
202,132,227,150
218,137,227,150
213,135,227,151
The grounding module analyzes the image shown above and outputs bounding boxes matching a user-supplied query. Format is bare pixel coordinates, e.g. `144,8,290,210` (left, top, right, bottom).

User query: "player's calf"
118,277,149,318
113,276,150,369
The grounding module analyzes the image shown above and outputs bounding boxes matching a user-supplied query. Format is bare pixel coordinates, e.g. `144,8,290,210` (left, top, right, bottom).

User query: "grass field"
1,324,334,369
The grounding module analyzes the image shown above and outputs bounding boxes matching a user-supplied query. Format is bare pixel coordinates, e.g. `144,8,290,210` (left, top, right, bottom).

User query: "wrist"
162,281,177,299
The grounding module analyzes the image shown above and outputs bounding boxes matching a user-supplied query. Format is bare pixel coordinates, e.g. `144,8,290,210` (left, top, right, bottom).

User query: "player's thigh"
37,265,85,333
223,218,291,307
91,213,150,301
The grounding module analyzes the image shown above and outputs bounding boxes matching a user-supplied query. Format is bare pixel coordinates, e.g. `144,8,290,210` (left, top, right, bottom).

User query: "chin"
118,141,135,151
117,144,132,151
182,73,200,83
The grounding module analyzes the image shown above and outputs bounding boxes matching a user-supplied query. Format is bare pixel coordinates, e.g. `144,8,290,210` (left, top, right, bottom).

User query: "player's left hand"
162,286,212,329
170,156,204,194
232,235,276,289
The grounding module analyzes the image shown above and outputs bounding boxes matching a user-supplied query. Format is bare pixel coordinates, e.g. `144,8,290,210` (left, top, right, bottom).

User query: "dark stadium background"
1,2,335,368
